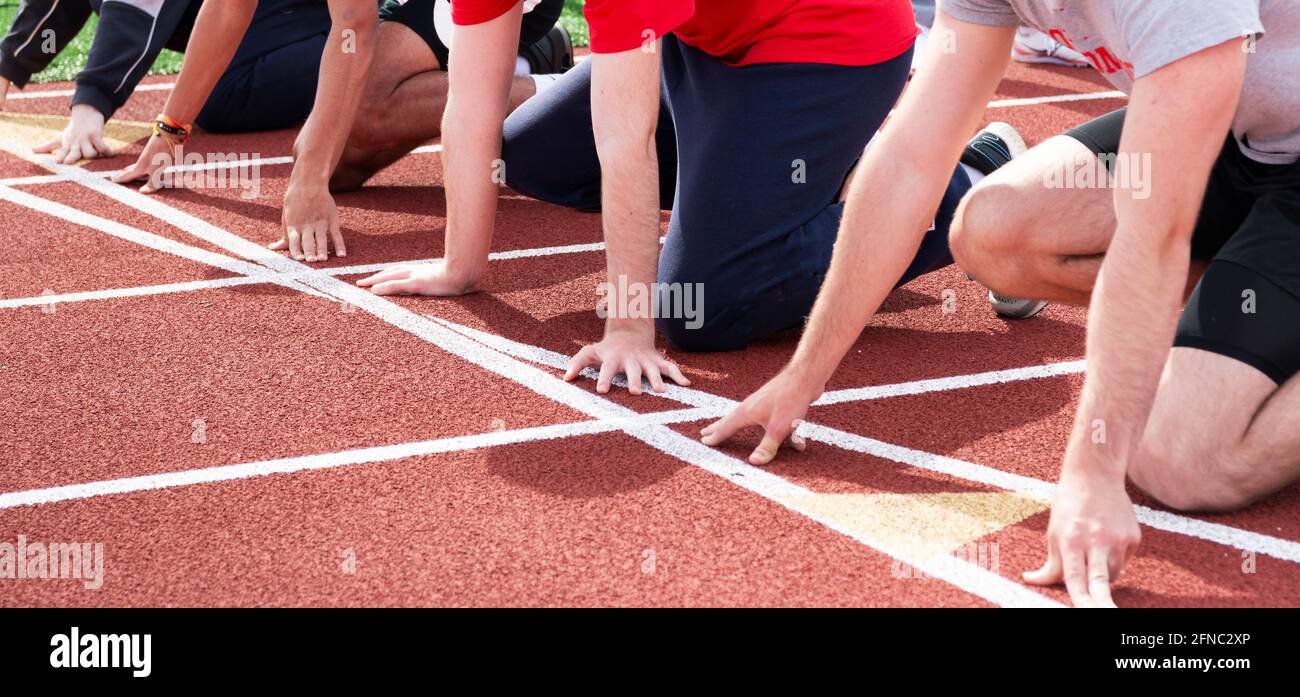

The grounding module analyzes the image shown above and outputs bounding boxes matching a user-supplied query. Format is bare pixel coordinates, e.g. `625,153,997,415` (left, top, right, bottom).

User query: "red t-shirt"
453,0,917,67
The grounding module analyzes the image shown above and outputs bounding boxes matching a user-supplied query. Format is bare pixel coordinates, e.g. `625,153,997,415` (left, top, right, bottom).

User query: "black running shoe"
520,24,575,75
960,121,1027,176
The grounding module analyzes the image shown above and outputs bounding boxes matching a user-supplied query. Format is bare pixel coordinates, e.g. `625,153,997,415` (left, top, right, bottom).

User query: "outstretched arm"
703,13,1015,462
37,0,199,163
272,0,380,261
561,40,689,394
359,1,524,295
113,0,257,187
1025,38,1246,608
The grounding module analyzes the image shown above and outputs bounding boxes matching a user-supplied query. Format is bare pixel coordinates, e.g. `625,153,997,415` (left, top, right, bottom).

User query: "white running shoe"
1011,26,1090,68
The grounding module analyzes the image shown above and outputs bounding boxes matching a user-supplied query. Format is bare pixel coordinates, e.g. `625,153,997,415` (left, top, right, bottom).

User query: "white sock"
514,56,531,77
960,162,987,188
528,73,562,96
911,25,929,73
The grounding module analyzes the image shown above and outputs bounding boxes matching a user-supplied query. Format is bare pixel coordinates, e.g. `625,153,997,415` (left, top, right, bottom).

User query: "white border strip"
6,82,175,101
0,407,719,510
0,144,442,187
0,240,608,309
816,360,1087,404
987,90,1126,109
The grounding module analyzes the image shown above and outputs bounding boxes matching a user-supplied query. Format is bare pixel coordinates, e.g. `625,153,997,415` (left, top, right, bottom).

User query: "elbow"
333,2,380,36
593,121,657,173
597,137,658,178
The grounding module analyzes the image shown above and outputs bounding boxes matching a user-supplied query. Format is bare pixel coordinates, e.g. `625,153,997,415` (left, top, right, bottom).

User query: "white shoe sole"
1011,44,1090,68
981,121,1029,160
989,291,1049,320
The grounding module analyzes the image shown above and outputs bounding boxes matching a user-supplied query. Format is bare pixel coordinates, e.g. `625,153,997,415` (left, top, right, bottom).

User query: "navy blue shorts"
503,35,968,351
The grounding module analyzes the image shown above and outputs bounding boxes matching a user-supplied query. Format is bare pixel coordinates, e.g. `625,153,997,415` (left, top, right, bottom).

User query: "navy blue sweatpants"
503,34,969,351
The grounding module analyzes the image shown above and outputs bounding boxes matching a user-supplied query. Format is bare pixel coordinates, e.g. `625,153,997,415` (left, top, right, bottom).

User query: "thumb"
750,417,794,466
91,132,114,158
32,138,59,154
1023,543,1064,586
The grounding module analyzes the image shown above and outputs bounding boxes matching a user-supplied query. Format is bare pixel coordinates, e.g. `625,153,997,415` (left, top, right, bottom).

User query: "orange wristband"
153,114,191,144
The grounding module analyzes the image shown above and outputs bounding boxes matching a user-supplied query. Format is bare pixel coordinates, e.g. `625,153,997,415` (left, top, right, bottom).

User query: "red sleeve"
451,0,521,26
584,0,696,54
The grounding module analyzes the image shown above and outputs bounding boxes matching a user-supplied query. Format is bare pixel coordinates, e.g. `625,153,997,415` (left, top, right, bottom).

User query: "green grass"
560,0,589,48
0,1,586,85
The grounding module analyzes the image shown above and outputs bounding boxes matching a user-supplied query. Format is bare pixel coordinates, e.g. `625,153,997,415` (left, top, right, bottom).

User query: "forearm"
597,145,661,335
788,149,954,388
1066,229,1189,479
440,6,523,286
785,12,1013,390
290,4,379,185
1063,38,1245,481
591,47,662,336
160,0,257,124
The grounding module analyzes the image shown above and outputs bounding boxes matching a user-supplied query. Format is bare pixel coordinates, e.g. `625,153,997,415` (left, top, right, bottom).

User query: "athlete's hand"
273,181,345,262
34,104,114,164
1024,462,1141,608
112,134,178,193
564,325,690,395
0,77,11,110
700,368,820,465
357,261,478,296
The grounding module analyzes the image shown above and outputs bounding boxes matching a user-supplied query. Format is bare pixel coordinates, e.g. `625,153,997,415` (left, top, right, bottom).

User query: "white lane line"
27,163,1047,608
0,275,267,309
816,360,1087,405
801,423,1300,564
0,407,719,511
0,184,281,282
0,139,337,285
988,90,1126,109
0,137,337,301
326,241,606,277
16,151,810,503
0,238,615,309
434,319,1300,565
5,82,175,101
0,144,442,187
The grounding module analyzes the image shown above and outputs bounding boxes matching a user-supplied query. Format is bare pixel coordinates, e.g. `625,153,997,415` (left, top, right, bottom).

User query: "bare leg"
330,21,537,192
949,135,1119,304
949,135,1206,305
1130,349,1300,511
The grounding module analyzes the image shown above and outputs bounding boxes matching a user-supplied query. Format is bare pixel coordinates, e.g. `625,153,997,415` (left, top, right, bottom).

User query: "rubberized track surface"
1,62,1296,607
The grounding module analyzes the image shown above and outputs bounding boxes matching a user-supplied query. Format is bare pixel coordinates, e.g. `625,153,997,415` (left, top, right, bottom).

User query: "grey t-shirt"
940,0,1300,164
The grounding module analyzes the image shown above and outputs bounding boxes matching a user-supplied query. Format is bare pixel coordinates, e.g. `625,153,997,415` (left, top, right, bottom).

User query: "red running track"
0,62,1296,607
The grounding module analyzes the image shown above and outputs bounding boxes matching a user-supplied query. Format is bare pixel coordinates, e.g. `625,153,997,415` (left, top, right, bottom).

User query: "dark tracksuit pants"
502,34,969,351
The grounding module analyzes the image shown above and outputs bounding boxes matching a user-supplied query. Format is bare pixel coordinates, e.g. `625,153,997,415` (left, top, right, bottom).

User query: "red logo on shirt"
1047,28,1135,79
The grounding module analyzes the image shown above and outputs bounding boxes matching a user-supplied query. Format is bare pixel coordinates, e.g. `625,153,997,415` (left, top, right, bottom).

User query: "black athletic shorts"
1065,108,1300,384
380,0,564,70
